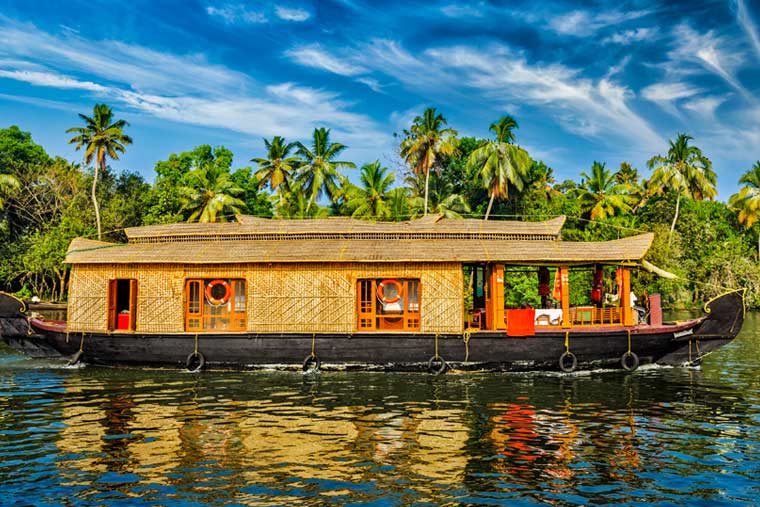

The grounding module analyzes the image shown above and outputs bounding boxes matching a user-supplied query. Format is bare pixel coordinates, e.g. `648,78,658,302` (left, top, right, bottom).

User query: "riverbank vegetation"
1,104,758,307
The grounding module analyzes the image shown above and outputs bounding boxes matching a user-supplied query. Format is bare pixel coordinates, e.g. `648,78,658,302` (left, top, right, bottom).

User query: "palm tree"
251,136,301,202
407,172,470,218
527,163,561,202
386,187,411,221
647,133,716,245
66,103,132,239
467,115,530,220
729,161,760,260
399,107,458,216
296,127,356,211
0,173,20,211
180,163,245,222
276,179,331,219
573,161,635,220
346,160,396,220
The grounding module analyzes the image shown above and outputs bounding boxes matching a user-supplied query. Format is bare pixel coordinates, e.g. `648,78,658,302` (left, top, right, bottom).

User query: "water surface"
1,314,759,506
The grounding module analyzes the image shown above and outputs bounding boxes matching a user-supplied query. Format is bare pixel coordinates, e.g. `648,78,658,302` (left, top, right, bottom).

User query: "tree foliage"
0,108,758,310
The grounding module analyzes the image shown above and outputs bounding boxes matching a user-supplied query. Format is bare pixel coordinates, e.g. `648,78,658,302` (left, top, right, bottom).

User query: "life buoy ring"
621,351,639,371
186,351,205,372
559,351,577,372
377,279,403,304
205,279,230,306
428,355,447,375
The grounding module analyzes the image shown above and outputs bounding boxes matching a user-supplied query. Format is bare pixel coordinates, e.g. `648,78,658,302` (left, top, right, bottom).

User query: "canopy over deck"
67,215,653,265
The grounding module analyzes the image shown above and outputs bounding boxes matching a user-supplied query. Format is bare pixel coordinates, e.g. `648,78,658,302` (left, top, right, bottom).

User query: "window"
108,279,137,331
356,278,421,331
185,279,246,332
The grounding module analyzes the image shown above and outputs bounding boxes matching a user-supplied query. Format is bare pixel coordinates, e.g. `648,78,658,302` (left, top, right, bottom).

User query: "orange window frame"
185,278,247,332
356,278,421,332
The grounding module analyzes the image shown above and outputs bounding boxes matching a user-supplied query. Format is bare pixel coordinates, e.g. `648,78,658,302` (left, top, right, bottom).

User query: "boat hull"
0,291,745,372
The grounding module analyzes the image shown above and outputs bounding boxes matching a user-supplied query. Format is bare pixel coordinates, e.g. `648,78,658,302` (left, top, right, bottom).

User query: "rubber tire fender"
621,351,639,371
303,354,321,372
186,351,205,372
559,351,577,373
428,355,447,375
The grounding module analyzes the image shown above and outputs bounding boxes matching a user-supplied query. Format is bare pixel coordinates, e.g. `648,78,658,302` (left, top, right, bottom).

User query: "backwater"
1,312,758,506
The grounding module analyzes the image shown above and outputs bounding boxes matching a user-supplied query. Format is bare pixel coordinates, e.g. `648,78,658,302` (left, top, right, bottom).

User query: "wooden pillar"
621,267,633,326
560,266,571,328
486,264,505,330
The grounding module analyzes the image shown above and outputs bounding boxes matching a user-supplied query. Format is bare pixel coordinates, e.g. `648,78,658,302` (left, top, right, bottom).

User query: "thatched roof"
125,214,566,243
66,232,654,265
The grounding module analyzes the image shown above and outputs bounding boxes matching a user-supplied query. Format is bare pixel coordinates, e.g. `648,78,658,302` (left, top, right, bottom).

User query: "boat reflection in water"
28,364,753,506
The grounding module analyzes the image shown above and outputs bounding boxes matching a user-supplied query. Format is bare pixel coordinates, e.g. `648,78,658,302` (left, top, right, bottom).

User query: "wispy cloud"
603,27,655,45
641,82,701,116
682,95,728,119
206,4,267,24
356,77,384,93
736,0,760,60
358,40,661,148
274,6,311,22
441,4,483,18
285,44,366,76
548,9,652,37
0,19,384,153
0,69,108,92
666,23,751,101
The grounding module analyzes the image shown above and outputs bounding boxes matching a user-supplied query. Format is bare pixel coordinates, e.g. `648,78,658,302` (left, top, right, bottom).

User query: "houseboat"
0,214,745,373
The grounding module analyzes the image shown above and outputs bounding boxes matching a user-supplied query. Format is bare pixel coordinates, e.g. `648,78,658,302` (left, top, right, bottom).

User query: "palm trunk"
423,170,430,216
93,162,102,240
484,191,495,220
668,192,680,247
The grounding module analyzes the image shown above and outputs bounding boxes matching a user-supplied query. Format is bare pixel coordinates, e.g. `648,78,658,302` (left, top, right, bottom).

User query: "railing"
537,306,623,327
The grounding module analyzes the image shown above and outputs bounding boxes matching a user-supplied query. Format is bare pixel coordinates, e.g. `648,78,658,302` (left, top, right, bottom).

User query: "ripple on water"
1,323,760,505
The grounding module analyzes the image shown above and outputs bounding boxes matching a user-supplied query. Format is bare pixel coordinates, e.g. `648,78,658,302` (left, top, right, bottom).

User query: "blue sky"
0,0,759,199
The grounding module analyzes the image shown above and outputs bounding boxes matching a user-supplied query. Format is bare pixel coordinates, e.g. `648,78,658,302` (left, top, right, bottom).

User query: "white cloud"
548,9,651,37
604,27,655,45
666,23,751,101
285,44,366,76
206,4,268,24
424,44,661,147
356,77,383,93
641,82,700,102
737,0,760,60
0,19,385,156
275,6,310,22
0,69,108,92
683,95,728,119
441,4,483,18
0,21,251,96
641,82,701,116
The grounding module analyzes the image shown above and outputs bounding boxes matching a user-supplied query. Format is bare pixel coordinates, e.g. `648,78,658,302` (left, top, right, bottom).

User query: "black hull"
0,290,745,373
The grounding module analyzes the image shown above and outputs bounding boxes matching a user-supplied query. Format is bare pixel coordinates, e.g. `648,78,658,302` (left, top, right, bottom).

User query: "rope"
79,332,85,353
463,330,471,363
435,333,440,359
627,330,632,354
310,333,316,358
696,339,701,358
564,331,570,353
194,334,199,355
688,340,692,364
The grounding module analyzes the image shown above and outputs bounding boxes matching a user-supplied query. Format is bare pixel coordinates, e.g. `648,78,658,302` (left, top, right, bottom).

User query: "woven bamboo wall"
68,262,463,334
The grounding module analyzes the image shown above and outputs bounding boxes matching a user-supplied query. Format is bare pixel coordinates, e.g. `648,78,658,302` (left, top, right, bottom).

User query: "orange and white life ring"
206,279,230,305
377,279,403,304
